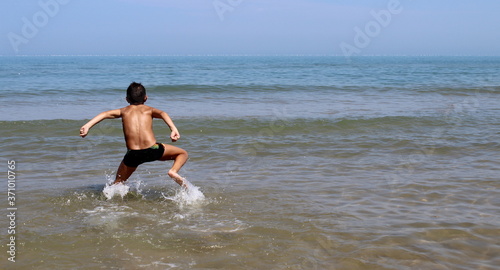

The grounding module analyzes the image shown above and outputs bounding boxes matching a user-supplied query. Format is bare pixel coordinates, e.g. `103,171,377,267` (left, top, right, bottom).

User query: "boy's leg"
114,161,137,184
160,144,188,186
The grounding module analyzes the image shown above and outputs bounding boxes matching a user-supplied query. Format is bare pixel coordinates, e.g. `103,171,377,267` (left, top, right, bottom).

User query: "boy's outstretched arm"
152,108,180,142
80,109,121,138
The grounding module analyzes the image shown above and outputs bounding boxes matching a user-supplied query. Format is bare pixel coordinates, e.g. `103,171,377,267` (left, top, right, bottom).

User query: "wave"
4,84,499,98
416,86,500,95
0,115,484,138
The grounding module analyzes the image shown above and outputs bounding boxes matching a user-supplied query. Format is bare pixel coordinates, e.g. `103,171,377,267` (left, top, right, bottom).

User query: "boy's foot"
168,170,187,188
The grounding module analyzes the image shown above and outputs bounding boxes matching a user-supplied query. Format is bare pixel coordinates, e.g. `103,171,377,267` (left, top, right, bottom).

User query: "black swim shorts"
122,143,165,167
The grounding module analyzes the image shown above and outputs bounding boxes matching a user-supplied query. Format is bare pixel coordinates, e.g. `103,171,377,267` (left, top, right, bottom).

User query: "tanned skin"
80,95,188,187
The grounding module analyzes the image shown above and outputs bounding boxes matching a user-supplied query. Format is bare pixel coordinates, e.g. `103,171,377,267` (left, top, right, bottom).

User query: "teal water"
0,56,499,269
1,56,499,120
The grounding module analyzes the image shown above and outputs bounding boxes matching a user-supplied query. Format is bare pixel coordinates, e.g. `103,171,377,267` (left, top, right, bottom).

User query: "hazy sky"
1,0,499,56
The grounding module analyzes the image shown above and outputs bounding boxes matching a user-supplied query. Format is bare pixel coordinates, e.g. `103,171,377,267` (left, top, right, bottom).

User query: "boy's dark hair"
127,82,146,104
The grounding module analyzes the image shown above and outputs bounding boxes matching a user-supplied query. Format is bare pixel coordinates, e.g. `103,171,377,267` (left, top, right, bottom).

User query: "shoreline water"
1,56,499,269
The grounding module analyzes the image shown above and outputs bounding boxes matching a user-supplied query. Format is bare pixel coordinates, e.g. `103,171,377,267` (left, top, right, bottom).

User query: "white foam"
163,179,206,208
82,205,137,230
188,219,247,233
102,182,130,200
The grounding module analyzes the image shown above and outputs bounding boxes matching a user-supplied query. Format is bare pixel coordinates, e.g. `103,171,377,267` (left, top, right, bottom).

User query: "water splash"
102,182,130,200
82,205,136,231
163,179,206,208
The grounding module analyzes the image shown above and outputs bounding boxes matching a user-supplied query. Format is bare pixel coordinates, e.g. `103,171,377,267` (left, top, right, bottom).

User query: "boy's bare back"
80,104,180,149
121,104,160,150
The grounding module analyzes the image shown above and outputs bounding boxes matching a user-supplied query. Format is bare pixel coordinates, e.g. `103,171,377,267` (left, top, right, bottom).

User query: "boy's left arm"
152,108,180,142
80,109,121,138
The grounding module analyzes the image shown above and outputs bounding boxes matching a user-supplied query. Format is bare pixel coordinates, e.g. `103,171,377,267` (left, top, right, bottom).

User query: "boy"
79,82,188,188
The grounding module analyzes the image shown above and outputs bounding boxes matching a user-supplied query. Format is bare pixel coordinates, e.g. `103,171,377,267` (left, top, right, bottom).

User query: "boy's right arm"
80,109,121,138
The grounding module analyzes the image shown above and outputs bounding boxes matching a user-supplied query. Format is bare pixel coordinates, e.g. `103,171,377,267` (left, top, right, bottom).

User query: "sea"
0,56,499,269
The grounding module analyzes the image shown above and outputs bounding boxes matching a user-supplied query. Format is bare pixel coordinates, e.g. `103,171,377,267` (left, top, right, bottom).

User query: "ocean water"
0,56,499,269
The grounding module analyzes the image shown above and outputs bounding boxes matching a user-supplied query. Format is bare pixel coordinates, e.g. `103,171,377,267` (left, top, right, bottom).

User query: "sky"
1,0,500,56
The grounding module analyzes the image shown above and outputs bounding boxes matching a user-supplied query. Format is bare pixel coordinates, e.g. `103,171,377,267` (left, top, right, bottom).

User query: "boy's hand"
80,125,89,138
170,130,180,142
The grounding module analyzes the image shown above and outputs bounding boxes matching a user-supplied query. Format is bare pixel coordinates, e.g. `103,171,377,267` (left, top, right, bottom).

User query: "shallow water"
1,56,500,269
3,175,499,269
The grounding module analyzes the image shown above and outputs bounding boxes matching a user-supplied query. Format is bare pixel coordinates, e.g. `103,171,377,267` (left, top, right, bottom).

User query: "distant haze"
2,0,499,56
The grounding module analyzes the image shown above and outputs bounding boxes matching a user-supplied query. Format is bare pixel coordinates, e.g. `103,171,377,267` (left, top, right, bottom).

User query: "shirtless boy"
79,82,188,187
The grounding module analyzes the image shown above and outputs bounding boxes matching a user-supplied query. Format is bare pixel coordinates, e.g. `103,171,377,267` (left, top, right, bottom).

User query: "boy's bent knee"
176,146,188,157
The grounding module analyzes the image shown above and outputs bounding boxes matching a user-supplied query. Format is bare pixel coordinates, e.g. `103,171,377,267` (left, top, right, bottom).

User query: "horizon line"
1,54,500,57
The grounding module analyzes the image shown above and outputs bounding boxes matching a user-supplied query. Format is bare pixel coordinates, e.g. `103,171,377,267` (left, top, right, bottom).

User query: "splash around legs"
168,169,187,188
161,143,189,188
